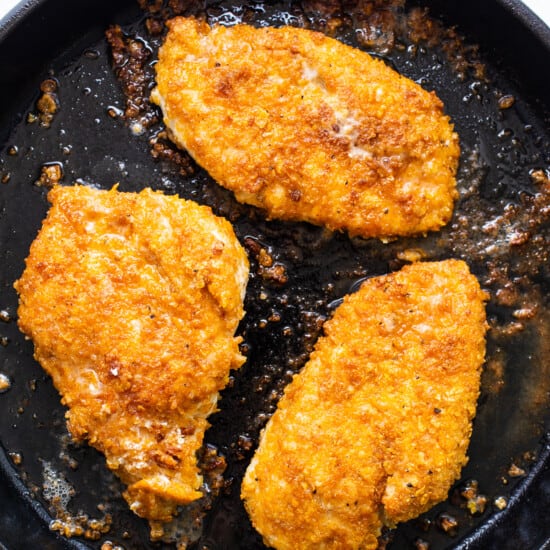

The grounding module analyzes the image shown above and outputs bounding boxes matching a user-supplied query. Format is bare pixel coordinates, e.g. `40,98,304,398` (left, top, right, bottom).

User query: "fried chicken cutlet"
241,259,487,550
151,18,460,240
14,185,249,537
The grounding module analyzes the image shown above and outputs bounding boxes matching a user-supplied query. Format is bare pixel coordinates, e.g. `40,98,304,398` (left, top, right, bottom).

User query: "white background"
522,0,550,25
0,0,549,27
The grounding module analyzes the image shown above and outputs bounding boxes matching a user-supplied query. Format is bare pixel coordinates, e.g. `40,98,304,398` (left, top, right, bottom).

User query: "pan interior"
0,1,549,549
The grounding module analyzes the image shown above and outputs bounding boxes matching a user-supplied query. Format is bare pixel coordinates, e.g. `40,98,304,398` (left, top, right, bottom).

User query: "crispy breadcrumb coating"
241,259,487,550
14,185,248,536
152,17,460,239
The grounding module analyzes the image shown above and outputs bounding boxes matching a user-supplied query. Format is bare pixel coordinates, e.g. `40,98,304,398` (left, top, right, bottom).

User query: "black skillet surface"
0,0,549,548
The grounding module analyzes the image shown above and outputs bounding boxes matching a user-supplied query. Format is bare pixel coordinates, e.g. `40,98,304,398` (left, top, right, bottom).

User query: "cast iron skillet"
0,1,549,549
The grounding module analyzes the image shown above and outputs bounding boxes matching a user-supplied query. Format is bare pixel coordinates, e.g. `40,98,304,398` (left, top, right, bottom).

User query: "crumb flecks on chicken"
14,185,248,535
241,259,487,550
152,17,460,240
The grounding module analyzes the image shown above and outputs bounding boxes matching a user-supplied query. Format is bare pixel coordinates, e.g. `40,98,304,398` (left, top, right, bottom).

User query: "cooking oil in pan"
0,0,549,549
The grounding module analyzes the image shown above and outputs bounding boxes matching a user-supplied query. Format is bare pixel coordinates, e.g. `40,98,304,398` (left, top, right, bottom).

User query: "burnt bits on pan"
0,0,549,549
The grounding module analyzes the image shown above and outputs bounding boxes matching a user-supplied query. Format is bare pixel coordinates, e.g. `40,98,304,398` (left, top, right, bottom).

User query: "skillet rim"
497,0,550,47
1,0,550,47
0,0,42,39
0,0,549,549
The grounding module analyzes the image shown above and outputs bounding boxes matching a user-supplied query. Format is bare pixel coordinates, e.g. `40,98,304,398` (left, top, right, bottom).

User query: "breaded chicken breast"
15,185,248,537
151,18,460,240
241,259,487,550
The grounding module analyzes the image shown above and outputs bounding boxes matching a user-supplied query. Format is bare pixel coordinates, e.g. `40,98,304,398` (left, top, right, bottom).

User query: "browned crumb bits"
436,512,458,536
145,16,165,36
237,434,254,452
414,538,430,550
40,78,57,93
8,452,22,465
494,496,508,510
35,162,64,188
259,263,289,285
512,306,538,320
530,168,550,186
258,248,274,268
137,0,163,12
466,494,487,515
149,131,194,176
244,238,290,285
453,479,488,516
407,6,486,80
50,513,112,540
498,94,515,109
0,373,11,393
37,78,60,127
105,25,159,129
508,463,526,477
396,248,427,263
106,106,124,119
458,479,479,500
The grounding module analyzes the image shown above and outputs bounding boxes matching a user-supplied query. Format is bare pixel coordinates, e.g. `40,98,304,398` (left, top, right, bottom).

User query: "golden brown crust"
15,185,248,528
152,18,460,239
241,259,487,550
